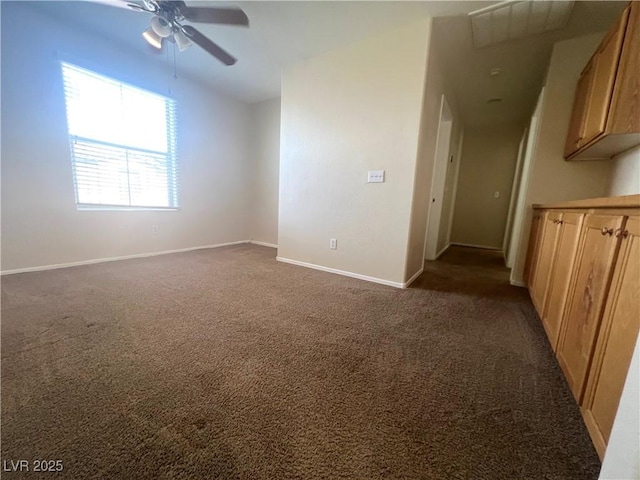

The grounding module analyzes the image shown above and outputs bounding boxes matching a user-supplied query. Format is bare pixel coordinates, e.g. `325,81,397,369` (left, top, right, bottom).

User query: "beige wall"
525,33,612,204
250,98,281,246
1,2,252,272
405,41,463,279
607,146,640,196
511,32,613,284
278,21,431,285
451,124,522,249
599,337,640,479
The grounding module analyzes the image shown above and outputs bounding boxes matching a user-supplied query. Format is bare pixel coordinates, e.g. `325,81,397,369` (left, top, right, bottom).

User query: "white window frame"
61,62,179,211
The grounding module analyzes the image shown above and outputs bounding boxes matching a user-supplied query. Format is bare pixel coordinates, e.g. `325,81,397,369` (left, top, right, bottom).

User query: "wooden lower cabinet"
526,195,640,459
531,212,562,314
581,216,640,459
524,213,543,288
541,212,585,351
556,213,625,402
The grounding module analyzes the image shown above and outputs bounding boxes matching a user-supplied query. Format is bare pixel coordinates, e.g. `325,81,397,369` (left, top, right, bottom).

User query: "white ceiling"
469,1,575,48
433,0,626,126
31,1,626,127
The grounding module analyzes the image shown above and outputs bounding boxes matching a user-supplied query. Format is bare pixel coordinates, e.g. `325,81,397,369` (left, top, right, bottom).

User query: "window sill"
77,205,180,212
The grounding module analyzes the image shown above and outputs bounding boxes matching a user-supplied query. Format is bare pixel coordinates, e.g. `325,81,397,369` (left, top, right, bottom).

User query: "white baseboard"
510,279,527,288
403,268,424,288
435,243,450,259
450,242,502,251
1,240,251,276
249,240,278,249
276,256,404,288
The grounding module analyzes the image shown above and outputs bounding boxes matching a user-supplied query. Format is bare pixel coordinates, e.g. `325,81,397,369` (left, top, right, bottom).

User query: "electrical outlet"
329,238,337,250
494,191,500,198
151,224,159,236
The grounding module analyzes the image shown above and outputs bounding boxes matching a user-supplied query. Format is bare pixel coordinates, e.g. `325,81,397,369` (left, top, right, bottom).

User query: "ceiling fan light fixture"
142,28,163,49
174,29,193,51
151,15,173,38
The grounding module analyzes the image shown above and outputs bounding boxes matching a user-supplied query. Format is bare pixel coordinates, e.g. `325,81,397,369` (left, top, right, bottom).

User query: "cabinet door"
541,213,585,351
581,6,630,145
531,213,562,314
581,216,640,459
564,61,595,158
610,2,640,134
525,212,544,289
556,214,625,402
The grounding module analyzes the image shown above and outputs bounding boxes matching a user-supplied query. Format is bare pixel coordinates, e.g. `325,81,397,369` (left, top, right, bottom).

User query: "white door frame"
444,128,464,249
508,86,545,284
424,95,453,261
503,127,528,266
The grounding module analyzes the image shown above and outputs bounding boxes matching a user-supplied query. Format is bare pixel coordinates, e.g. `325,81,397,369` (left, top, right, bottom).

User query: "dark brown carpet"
1,244,600,479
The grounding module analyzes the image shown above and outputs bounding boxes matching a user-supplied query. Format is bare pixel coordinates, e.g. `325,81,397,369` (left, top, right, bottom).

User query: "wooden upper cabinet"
565,3,640,160
556,214,625,403
581,8,629,145
609,1,640,134
581,216,640,459
564,63,595,158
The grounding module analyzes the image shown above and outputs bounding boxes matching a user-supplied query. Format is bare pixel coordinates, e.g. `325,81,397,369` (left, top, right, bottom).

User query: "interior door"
424,95,453,260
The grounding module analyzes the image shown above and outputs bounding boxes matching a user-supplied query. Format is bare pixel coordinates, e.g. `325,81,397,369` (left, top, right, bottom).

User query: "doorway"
424,95,453,261
507,86,546,284
503,128,528,265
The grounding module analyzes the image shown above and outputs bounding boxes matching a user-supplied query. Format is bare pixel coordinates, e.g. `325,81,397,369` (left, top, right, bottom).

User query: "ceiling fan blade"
84,0,152,12
182,25,236,66
179,6,249,26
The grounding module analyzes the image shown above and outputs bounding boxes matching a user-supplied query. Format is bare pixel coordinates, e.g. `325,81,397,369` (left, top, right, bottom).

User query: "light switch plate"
368,170,385,183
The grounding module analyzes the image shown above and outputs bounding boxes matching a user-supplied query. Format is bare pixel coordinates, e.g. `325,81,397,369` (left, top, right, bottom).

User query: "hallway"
409,245,601,476
415,245,526,300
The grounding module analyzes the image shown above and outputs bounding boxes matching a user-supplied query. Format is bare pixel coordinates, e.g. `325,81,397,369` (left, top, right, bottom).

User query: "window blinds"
61,62,178,209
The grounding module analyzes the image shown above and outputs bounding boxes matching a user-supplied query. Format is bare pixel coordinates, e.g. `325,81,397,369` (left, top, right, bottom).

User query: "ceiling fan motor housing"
151,15,173,37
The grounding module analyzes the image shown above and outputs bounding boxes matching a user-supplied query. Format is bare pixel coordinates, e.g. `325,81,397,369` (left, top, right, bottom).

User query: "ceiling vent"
469,0,575,48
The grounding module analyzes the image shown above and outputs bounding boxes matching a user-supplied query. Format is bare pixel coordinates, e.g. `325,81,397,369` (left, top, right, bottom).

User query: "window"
61,62,178,209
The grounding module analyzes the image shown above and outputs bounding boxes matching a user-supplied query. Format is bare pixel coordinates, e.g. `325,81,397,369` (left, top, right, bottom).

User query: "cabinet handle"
615,228,629,238
601,227,614,236
553,219,563,225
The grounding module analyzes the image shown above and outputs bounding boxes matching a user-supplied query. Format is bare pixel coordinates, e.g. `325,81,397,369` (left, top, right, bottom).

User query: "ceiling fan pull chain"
166,43,172,95
173,41,178,80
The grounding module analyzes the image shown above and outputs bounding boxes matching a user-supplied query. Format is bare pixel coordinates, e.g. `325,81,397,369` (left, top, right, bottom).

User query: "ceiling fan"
90,0,249,65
